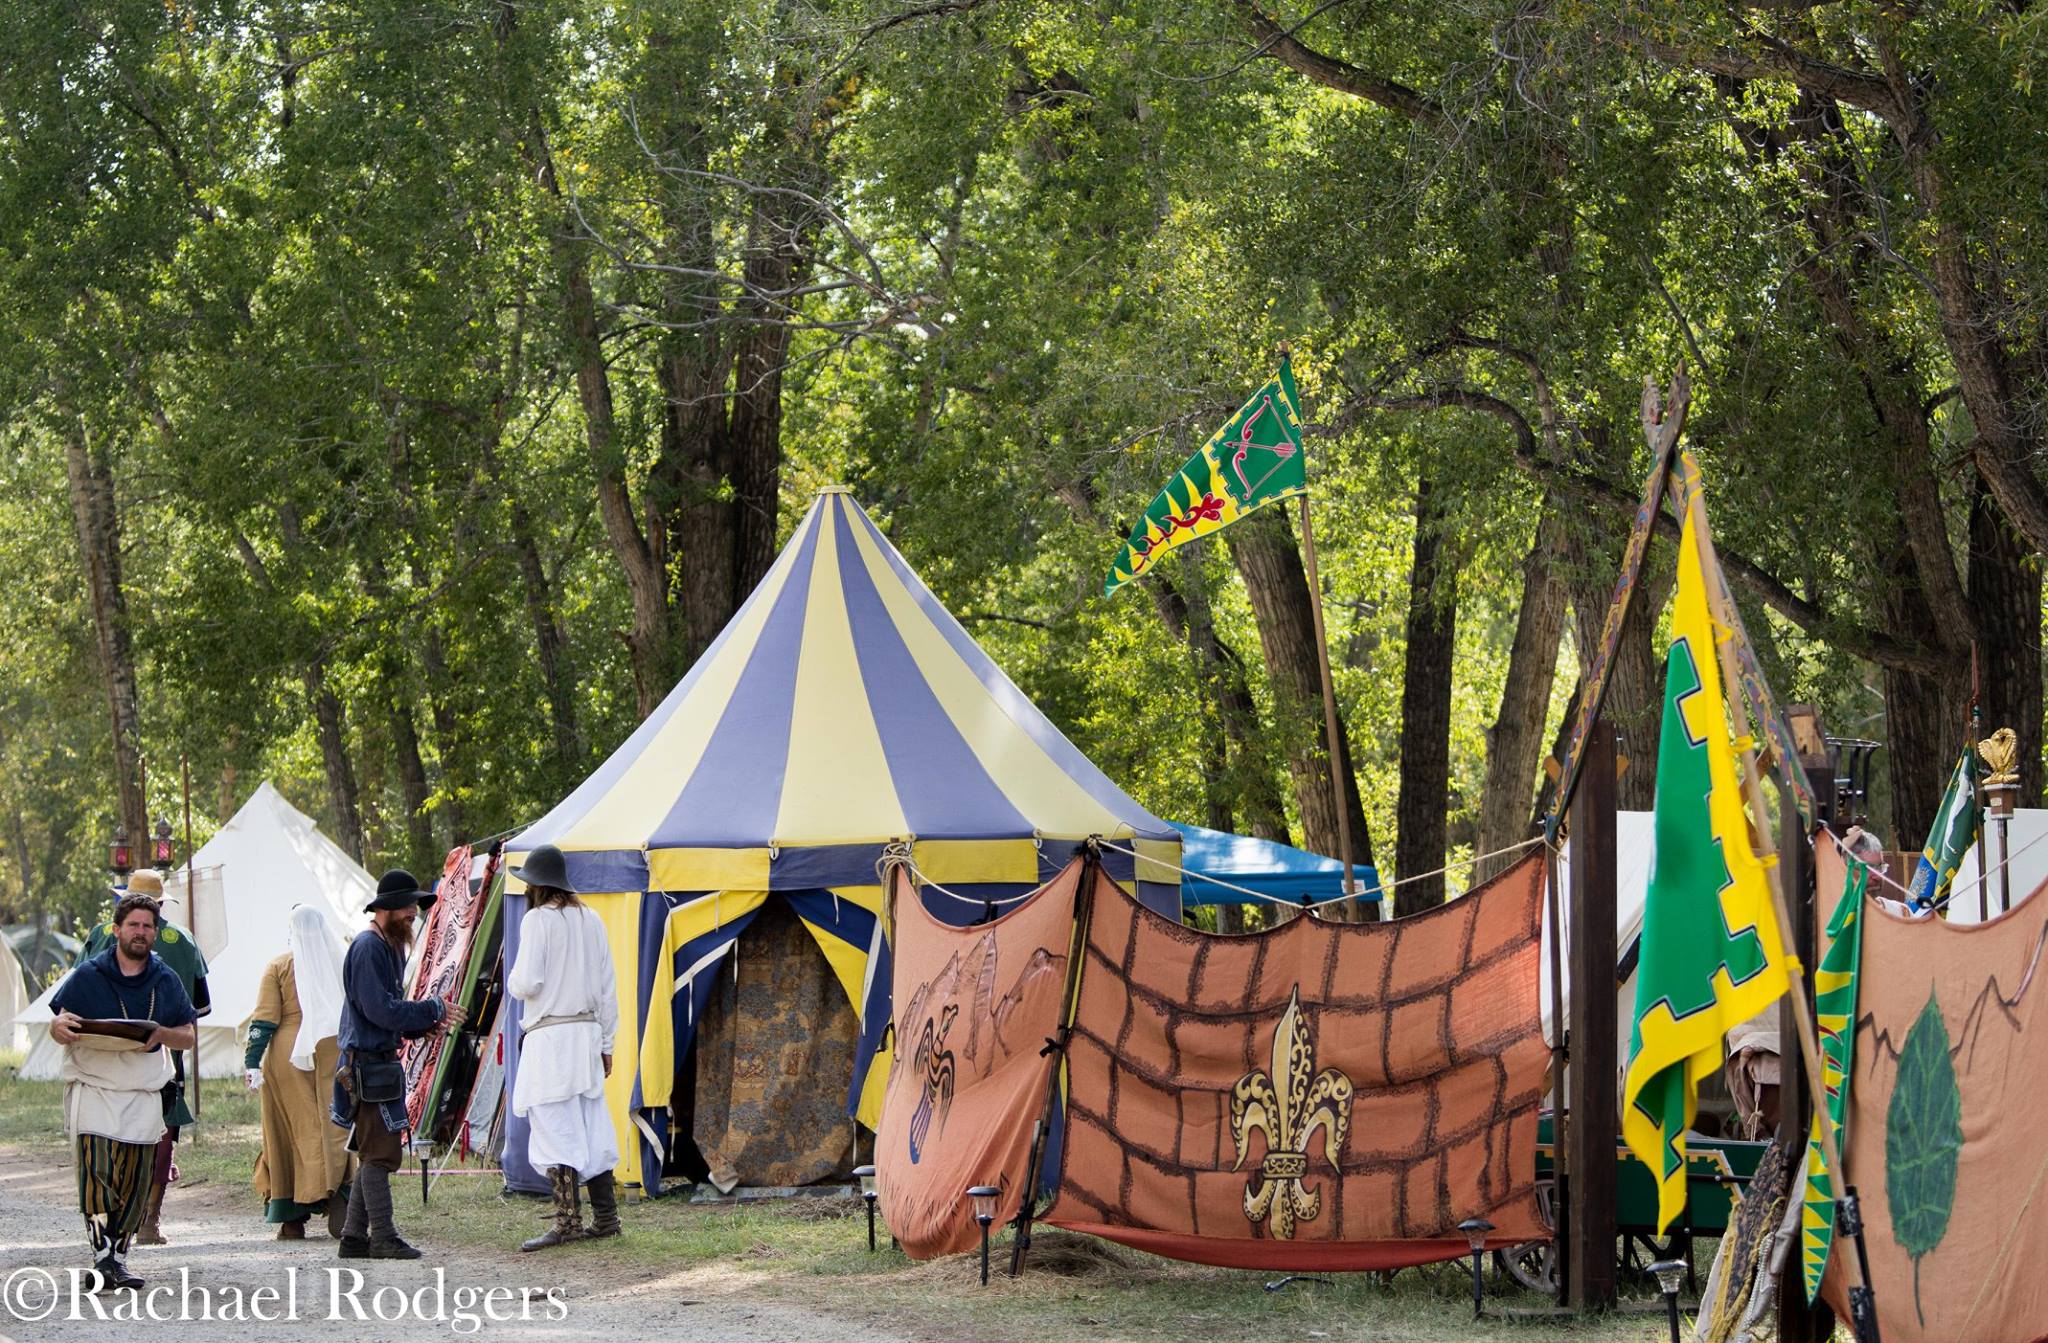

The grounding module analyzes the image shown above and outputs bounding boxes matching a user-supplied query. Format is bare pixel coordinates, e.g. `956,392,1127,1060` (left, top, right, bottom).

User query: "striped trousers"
76,1134,153,1254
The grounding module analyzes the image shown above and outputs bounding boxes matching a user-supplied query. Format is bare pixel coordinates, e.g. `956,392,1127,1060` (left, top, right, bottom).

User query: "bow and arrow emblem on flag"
1225,394,1300,504
1101,359,1310,598
1230,988,1354,1239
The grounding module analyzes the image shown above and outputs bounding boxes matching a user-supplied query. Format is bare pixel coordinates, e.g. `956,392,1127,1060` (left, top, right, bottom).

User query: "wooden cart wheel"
1496,1238,1558,1295
1495,1175,1558,1294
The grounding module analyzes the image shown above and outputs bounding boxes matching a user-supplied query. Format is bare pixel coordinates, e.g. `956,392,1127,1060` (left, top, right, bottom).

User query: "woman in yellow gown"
247,906,354,1238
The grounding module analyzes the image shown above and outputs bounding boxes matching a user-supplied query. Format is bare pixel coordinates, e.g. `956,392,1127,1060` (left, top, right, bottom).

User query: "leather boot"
277,1219,307,1240
521,1166,586,1251
586,1172,621,1240
134,1181,168,1246
97,1233,143,1290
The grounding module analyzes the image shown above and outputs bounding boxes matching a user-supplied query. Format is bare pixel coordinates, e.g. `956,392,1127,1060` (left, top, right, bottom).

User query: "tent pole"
1009,845,1101,1276
183,754,199,1126
1973,645,1988,923
1296,494,1355,913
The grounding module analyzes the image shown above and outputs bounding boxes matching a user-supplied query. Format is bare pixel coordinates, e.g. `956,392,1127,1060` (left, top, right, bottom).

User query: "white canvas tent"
16,782,370,1079
1947,807,2048,923
1543,810,1656,1080
0,938,28,1053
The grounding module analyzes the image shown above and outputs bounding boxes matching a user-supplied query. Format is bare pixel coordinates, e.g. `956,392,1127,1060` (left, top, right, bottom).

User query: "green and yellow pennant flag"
1801,860,1867,1303
1622,465,1790,1235
1103,360,1309,596
1906,748,1980,911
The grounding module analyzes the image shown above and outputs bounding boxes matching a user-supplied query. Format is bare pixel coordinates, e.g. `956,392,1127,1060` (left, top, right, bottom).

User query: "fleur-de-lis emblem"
1229,988,1354,1239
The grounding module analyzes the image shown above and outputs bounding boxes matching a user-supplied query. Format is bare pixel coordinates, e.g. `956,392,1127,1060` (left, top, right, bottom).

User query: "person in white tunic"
507,844,621,1250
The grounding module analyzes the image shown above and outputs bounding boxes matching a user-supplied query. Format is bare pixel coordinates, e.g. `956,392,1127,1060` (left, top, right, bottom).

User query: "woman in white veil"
246,905,354,1237
287,906,346,1071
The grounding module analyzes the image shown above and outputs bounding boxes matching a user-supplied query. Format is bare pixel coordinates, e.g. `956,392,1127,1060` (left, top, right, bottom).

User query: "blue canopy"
1168,822,1381,907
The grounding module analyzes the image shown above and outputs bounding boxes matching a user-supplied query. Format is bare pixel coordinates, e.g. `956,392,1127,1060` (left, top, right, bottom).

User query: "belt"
522,1012,596,1037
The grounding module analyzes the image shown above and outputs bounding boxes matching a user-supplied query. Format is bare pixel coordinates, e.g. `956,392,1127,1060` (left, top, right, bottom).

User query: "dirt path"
0,1146,911,1343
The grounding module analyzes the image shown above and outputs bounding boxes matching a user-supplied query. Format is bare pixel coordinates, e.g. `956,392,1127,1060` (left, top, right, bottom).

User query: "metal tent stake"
1839,1186,1883,1343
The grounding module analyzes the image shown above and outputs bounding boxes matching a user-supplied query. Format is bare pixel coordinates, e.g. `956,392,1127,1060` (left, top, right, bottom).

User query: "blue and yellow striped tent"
502,488,1180,1192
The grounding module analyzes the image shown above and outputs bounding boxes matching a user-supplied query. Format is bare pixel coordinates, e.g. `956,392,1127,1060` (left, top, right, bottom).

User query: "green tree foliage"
2,0,2044,939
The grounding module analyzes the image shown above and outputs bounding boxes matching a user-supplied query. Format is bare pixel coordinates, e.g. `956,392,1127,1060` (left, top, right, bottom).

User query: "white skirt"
523,1091,620,1182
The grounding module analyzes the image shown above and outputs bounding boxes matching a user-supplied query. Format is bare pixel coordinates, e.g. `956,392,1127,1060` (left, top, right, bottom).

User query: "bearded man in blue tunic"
49,890,198,1291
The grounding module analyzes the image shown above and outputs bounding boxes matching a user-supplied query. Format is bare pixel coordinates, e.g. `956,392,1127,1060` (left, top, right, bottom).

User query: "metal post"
1565,722,1617,1312
1972,647,1988,923
1998,808,2013,915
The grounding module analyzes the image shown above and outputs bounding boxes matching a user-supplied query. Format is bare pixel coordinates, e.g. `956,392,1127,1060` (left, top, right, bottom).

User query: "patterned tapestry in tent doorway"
692,899,860,1191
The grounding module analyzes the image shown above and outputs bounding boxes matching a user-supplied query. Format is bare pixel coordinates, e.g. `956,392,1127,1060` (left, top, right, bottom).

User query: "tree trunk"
1393,479,1458,915
1878,526,1969,848
475,362,582,777
388,432,471,847
1564,516,1670,813
1151,572,1235,836
1970,481,2043,805
1148,558,1292,845
359,545,434,870
509,503,583,776
527,114,669,717
1883,79,2048,562
563,228,669,719
305,659,364,862
1530,676,1583,832
498,1,668,718
218,730,239,823
1226,507,1378,878
1057,480,1292,846
61,415,147,842
660,184,813,669
389,691,432,874
1475,502,1568,883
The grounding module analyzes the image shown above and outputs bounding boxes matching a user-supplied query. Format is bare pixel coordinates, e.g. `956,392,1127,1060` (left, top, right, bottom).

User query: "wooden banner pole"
1542,841,1570,1307
1687,471,1871,1315
1010,845,1101,1275
1297,494,1356,913
1563,724,1617,1311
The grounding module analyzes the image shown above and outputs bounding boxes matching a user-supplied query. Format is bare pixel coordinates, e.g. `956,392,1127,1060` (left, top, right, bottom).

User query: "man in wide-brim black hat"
329,868,465,1260
504,844,623,1250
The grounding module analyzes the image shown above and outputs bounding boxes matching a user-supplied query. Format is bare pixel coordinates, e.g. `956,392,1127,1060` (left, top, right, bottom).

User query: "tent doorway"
688,898,861,1192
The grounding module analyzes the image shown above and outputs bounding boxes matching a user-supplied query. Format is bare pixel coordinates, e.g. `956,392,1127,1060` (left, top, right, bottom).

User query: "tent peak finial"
817,484,852,495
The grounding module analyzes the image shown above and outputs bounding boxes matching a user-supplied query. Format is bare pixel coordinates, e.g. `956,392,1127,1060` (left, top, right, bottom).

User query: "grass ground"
0,1051,1770,1342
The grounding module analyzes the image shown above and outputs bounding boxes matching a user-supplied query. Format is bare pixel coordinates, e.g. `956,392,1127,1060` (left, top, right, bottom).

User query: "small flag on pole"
1906,749,1981,911
1622,461,1790,1235
1103,360,1309,596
